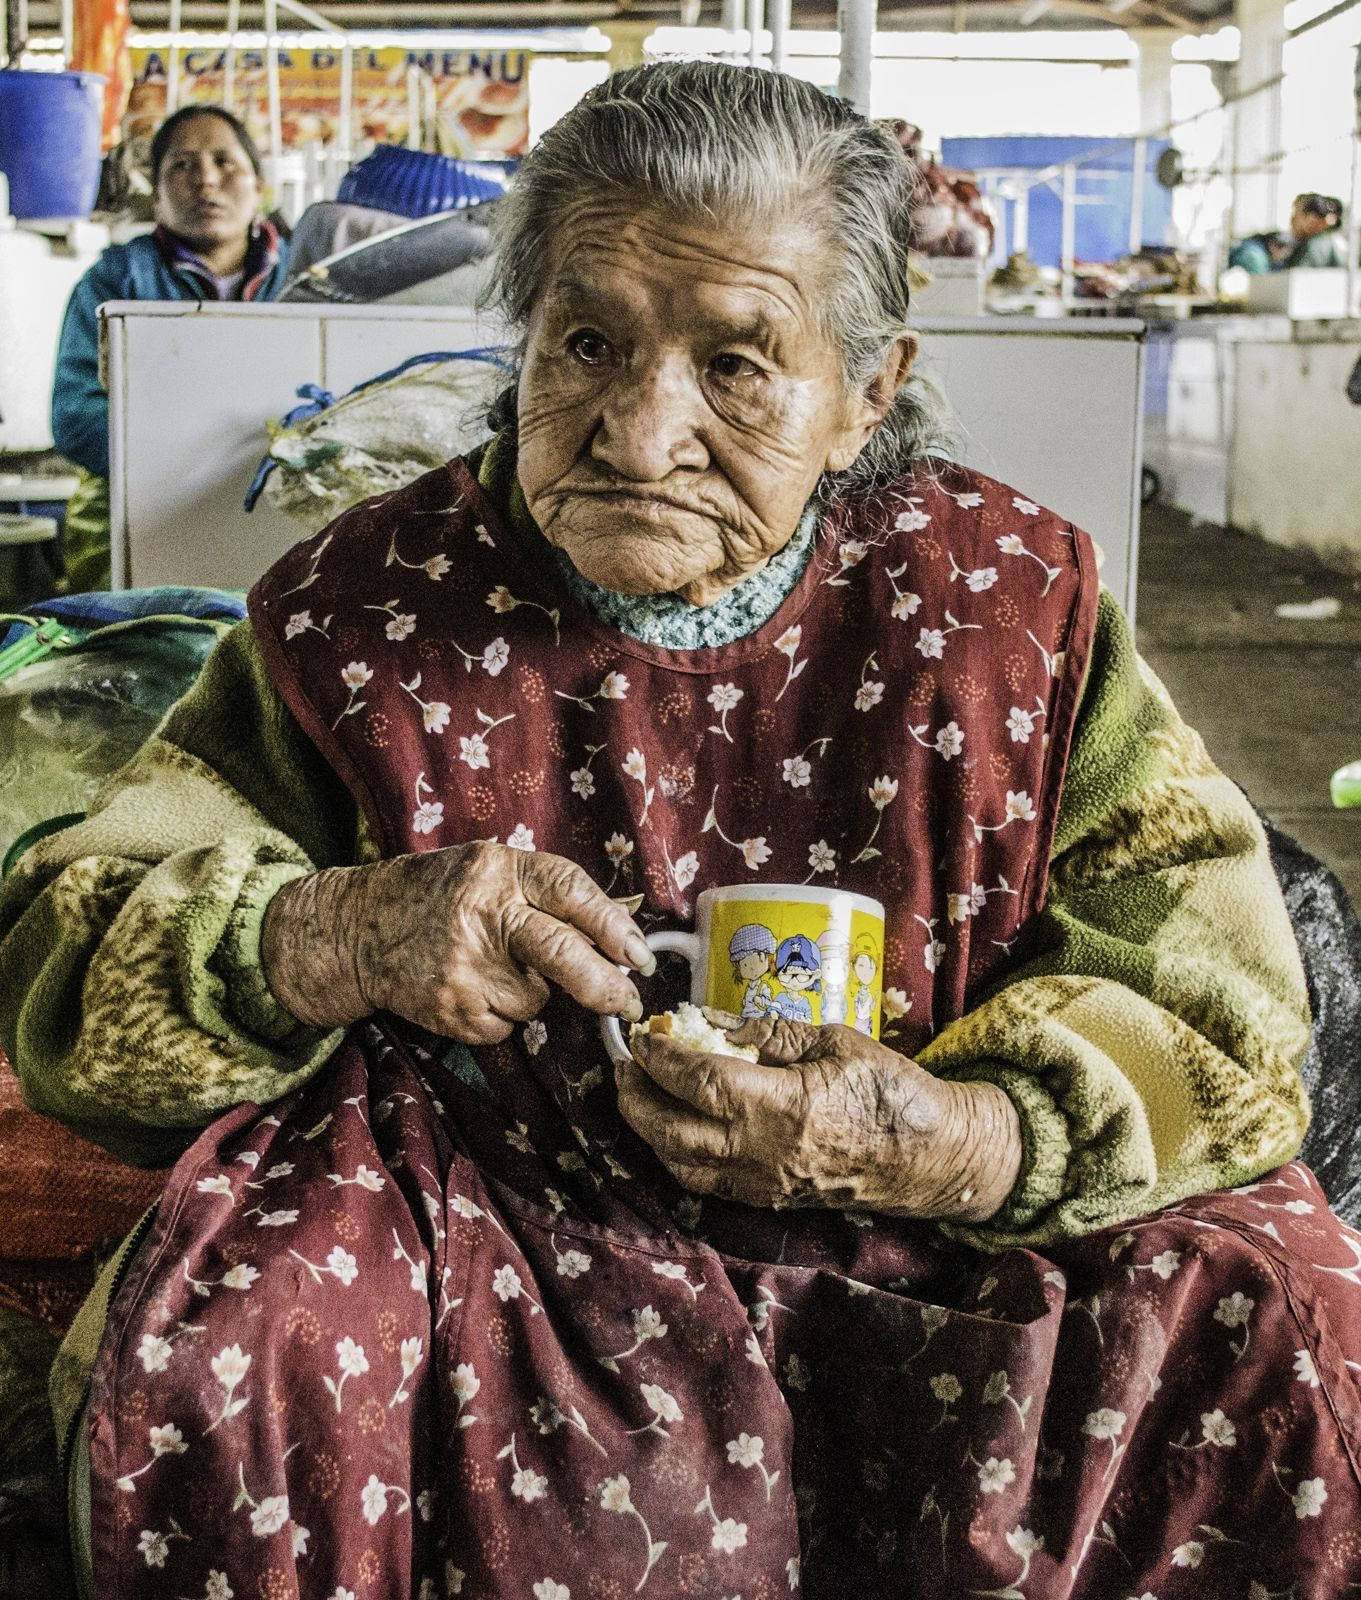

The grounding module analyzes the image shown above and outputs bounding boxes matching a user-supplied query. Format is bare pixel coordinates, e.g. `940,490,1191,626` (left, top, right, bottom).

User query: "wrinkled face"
516,199,906,606
155,115,261,253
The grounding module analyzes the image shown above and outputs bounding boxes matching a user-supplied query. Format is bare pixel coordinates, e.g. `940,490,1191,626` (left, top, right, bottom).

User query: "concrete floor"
1136,502,1361,911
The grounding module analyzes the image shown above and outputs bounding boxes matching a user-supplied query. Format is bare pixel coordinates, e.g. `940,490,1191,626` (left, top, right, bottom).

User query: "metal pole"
836,0,875,114
1060,161,1077,303
339,37,353,162
264,0,282,181
1128,134,1147,254
60,0,71,65
720,0,742,61
167,0,181,110
746,0,764,67
768,0,790,72
223,0,239,111
407,63,420,149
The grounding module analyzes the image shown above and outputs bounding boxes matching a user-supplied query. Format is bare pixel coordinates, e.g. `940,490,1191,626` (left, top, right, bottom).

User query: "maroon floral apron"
86,461,1361,1597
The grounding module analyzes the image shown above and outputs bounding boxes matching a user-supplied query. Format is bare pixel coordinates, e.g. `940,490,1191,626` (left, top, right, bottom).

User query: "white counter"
1144,314,1361,570
105,302,1144,616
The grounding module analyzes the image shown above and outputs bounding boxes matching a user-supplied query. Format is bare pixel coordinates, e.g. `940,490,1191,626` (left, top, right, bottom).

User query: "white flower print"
205,1573,233,1600
600,671,629,699
934,722,964,760
331,660,373,730
138,1529,170,1567
604,832,634,867
493,1264,523,1301
996,529,1061,594
1294,1348,1320,1387
1200,1409,1237,1448
727,1432,781,1500
291,1525,310,1556
459,733,489,769
672,850,699,891
894,497,932,532
206,1344,252,1432
930,1372,962,1423
557,1247,592,1280
1082,1407,1125,1441
423,701,451,734
390,1336,424,1406
695,1484,748,1554
488,585,516,613
855,680,884,713
600,1476,668,1588
741,837,772,869
1006,1526,1041,1559
416,1489,434,1522
149,1423,187,1456
1214,1291,1254,1328
482,638,510,675
784,1353,811,1392
788,1556,801,1589
1293,1477,1328,1518
703,785,770,873
328,1590,356,1600
507,824,536,852
321,1336,369,1413
629,1382,683,1437
807,839,837,876
512,1464,548,1502
967,566,998,591
386,612,416,641
623,749,647,780
916,627,945,660
361,1476,389,1526
891,589,921,620
284,610,314,641
773,624,808,698
707,682,745,742
424,555,452,580
882,987,910,1021
951,490,984,509
250,1495,290,1537
524,1020,548,1056
1013,496,1040,515
137,1333,173,1374
599,1304,668,1372
534,1584,570,1600
1007,707,1035,743
783,756,812,788
970,790,1037,843
196,1173,233,1197
1171,1541,1204,1568
570,767,595,799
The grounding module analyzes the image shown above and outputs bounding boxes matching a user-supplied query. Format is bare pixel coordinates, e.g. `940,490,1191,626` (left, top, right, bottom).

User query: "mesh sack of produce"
249,349,511,535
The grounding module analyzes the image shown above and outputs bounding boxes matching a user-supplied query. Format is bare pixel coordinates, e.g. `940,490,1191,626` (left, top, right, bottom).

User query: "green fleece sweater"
0,492,1311,1257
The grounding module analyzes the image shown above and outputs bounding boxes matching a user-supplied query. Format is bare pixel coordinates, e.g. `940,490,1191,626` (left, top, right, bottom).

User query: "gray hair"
483,58,948,491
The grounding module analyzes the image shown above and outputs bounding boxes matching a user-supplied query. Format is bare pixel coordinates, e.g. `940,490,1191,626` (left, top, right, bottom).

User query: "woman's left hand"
618,1014,1021,1224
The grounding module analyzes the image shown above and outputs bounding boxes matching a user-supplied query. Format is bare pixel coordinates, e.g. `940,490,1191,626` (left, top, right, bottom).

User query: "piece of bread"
629,1002,759,1061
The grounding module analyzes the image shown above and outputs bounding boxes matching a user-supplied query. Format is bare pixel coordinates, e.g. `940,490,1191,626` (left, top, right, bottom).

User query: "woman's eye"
567,331,611,365
711,353,758,381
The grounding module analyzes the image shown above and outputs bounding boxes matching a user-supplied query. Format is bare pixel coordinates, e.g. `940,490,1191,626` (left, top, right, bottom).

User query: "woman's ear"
824,332,920,473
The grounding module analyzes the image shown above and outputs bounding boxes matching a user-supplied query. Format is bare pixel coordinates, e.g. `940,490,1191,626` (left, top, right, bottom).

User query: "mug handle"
600,929,705,1067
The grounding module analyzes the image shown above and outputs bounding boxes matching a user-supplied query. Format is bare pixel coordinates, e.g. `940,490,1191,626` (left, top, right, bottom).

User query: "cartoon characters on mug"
729,923,779,1019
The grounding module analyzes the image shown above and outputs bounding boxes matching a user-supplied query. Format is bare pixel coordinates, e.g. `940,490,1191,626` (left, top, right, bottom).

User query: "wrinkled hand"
618,1013,1021,1224
261,841,652,1044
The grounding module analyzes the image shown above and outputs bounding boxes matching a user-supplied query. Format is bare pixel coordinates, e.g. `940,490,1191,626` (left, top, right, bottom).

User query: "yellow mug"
601,883,886,1066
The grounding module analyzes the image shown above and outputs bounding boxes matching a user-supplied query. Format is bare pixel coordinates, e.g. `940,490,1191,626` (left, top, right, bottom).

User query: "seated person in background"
4,59,1359,1598
1229,191,1348,273
50,105,287,593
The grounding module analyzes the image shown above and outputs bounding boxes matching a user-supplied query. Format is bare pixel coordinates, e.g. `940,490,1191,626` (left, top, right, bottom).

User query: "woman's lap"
85,1046,1361,1597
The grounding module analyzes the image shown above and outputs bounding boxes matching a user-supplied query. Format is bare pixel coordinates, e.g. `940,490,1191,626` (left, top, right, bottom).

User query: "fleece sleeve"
49,255,126,479
922,589,1312,1251
0,620,360,1169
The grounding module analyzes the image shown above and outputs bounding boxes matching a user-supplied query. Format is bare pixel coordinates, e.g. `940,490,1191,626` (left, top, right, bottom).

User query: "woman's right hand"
260,842,653,1044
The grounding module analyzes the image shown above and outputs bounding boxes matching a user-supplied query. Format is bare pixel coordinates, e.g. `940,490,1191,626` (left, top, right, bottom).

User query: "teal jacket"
50,223,287,479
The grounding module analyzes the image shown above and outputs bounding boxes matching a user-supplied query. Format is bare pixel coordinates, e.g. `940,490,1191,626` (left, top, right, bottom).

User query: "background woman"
50,105,288,592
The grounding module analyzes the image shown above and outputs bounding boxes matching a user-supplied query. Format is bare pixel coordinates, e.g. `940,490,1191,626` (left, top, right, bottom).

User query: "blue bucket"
0,70,106,221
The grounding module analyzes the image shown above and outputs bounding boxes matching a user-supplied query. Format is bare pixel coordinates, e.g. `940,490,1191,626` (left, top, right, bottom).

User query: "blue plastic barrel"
0,70,106,221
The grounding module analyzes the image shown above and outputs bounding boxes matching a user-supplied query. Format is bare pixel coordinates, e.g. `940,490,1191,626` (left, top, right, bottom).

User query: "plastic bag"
249,350,511,535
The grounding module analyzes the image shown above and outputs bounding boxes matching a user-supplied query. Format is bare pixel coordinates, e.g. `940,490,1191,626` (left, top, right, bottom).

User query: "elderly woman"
3,61,1357,1597
51,105,287,592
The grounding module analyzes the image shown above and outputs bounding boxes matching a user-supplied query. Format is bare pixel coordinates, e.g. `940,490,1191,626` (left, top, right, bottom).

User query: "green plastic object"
1331,760,1361,809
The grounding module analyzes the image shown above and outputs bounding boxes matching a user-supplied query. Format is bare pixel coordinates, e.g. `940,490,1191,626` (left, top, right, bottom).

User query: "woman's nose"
591,358,706,481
